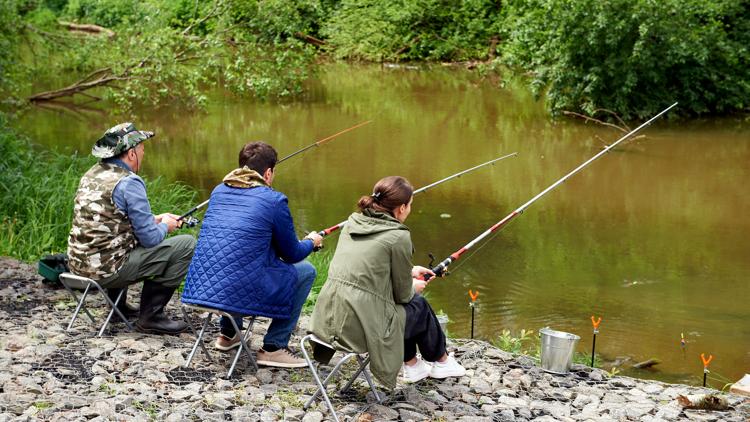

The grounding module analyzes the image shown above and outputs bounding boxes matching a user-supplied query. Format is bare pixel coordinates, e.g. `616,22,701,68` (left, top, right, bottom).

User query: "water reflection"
18,63,750,385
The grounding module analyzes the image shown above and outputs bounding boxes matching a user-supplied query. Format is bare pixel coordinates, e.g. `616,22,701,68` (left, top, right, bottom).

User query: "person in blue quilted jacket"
182,142,323,368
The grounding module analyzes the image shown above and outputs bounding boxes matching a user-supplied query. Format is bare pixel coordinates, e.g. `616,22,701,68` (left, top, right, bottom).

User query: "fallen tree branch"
28,73,128,102
592,108,631,131
293,32,326,47
562,110,628,133
58,21,115,38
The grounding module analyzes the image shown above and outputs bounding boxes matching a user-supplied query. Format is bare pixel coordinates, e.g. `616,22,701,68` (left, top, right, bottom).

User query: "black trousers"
403,295,446,362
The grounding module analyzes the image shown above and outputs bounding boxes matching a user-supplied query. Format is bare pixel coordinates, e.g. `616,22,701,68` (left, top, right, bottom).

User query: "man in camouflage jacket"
67,123,195,334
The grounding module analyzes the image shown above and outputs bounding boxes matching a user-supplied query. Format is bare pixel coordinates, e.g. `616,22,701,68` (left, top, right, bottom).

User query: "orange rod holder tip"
469,290,479,302
590,316,602,332
590,315,602,368
468,290,479,339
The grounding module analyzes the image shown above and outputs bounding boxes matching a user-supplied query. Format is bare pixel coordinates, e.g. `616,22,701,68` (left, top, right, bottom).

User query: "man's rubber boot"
106,286,139,318
135,282,189,335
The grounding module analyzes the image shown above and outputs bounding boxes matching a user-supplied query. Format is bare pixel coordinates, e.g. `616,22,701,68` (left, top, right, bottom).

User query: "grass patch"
0,116,197,262
302,248,333,314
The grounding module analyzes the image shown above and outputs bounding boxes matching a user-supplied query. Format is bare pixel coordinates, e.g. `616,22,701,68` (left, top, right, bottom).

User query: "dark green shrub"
323,0,503,61
500,0,750,119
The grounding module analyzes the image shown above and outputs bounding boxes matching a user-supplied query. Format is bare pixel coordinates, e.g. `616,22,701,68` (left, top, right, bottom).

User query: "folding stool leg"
61,281,96,326
93,283,134,332
97,288,126,337
67,283,94,331
300,335,341,422
306,352,357,408
245,317,258,371
182,307,214,366
340,355,373,394
356,356,382,403
227,316,256,378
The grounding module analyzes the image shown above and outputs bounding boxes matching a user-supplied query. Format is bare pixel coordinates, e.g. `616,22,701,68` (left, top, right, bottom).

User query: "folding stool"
300,334,382,422
181,303,258,378
58,272,134,336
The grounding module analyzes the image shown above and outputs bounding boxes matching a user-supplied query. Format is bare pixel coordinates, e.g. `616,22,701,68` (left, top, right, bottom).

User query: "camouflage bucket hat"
92,122,155,159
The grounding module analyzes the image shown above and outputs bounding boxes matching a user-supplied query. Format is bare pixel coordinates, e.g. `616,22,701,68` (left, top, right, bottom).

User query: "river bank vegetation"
1,0,748,119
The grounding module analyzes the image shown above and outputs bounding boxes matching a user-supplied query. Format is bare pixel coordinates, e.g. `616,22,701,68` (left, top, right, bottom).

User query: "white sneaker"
429,354,466,379
402,358,432,383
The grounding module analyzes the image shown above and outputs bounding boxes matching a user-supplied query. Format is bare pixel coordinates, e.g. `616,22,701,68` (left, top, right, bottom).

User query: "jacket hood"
223,166,268,189
346,208,409,236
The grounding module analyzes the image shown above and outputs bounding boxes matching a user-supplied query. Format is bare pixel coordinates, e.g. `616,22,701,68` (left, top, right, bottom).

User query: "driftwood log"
632,358,660,369
58,21,115,38
294,32,325,47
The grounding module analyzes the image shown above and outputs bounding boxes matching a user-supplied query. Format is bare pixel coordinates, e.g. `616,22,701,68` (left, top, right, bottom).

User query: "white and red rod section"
426,102,678,279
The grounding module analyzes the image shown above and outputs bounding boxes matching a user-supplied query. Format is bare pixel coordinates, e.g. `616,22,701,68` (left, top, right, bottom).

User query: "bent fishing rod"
177,120,373,223
317,152,519,237
425,102,678,280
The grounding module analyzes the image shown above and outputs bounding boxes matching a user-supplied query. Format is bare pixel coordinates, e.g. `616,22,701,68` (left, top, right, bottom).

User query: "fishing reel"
427,253,449,278
181,216,200,228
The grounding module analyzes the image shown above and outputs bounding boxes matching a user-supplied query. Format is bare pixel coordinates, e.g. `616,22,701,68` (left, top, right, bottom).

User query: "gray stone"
169,389,194,401
368,404,399,420
165,413,184,422
284,408,305,420
437,384,469,398
478,396,495,405
530,400,570,419
497,396,528,408
625,402,655,419
256,368,274,384
425,390,449,403
301,411,323,422
602,392,626,403
470,377,492,394
642,383,663,395
399,408,428,421
80,402,115,419
588,371,603,382
609,377,636,388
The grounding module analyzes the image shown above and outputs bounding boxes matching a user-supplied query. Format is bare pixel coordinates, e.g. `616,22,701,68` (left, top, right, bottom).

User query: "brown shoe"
256,348,307,368
214,334,240,351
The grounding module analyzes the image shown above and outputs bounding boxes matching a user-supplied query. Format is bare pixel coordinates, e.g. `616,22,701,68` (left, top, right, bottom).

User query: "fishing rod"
177,120,372,225
278,120,372,163
425,102,678,280
317,152,518,237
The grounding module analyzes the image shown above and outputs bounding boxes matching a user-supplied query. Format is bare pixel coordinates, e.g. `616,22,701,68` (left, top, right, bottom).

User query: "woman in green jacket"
310,176,465,389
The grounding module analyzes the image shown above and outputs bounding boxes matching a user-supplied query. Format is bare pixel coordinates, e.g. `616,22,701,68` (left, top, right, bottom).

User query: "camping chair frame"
181,303,258,378
58,272,134,336
300,334,382,422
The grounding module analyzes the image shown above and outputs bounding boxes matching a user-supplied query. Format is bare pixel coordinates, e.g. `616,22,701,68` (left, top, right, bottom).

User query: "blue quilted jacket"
182,170,314,318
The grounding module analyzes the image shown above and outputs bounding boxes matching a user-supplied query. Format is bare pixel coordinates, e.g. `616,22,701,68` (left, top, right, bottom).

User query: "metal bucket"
436,314,449,334
539,327,580,374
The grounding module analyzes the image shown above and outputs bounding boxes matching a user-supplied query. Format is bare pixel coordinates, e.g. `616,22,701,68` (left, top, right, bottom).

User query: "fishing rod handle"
424,257,453,280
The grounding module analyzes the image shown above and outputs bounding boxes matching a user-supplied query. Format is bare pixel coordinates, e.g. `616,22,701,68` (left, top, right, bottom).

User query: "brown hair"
239,142,277,175
357,176,414,216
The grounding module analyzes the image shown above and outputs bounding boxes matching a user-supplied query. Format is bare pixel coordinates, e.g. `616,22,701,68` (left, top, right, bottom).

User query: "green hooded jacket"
309,209,416,389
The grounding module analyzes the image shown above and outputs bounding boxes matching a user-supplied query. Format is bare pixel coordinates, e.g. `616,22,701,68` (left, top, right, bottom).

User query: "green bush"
500,0,750,119
323,0,503,61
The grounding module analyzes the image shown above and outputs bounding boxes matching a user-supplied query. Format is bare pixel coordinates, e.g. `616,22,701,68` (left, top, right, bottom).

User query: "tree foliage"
1,0,316,110
324,0,503,61
1,0,748,118
500,0,750,119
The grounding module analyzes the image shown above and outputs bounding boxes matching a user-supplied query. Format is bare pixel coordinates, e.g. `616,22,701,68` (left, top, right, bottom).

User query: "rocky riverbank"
0,257,748,421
